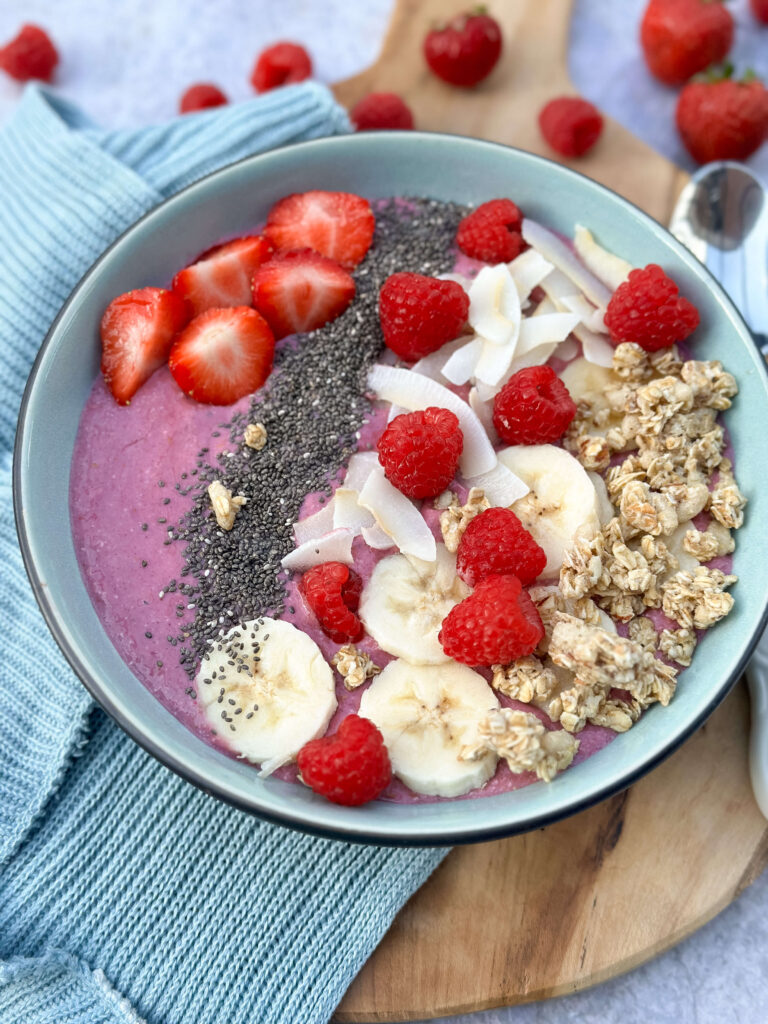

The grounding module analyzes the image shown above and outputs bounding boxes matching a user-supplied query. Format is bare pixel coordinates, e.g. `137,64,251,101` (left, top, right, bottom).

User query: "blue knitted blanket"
0,85,446,1024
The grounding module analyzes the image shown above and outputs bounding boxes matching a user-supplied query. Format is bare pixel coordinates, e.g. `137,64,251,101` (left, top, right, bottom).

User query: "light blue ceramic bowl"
14,133,768,845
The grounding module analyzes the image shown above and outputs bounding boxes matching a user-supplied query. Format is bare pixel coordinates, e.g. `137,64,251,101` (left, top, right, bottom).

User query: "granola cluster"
460,707,579,782
331,644,381,690
439,486,489,552
207,480,247,531
485,342,744,757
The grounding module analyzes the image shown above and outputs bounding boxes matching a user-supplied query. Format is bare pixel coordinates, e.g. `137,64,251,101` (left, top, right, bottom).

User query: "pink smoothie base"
69,237,731,805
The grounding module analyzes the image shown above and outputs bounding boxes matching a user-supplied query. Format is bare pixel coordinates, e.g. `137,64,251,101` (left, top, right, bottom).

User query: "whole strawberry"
424,9,502,88
640,0,734,86
676,71,768,164
751,0,768,24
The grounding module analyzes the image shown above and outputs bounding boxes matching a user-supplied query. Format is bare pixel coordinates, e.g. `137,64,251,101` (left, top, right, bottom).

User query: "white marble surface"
1,2,766,1022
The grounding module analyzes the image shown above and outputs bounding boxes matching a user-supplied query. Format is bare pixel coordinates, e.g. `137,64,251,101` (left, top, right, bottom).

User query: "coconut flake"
508,343,558,374
517,312,581,354
554,337,580,361
333,488,375,534
411,335,469,382
574,224,633,292
361,524,395,550
293,501,336,546
465,460,529,507
468,264,521,347
561,293,607,334
358,467,436,561
281,528,354,571
343,451,380,492
441,337,484,385
522,219,612,309
367,364,497,476
577,325,615,367
507,249,554,302
469,386,498,444
473,336,516,387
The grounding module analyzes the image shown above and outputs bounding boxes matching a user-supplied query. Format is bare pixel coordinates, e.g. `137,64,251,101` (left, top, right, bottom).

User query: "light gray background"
1,1,767,1021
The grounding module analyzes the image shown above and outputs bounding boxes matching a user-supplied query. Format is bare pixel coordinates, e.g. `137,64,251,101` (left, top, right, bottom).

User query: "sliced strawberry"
168,307,275,405
264,190,374,269
252,249,355,339
172,235,274,316
100,287,188,405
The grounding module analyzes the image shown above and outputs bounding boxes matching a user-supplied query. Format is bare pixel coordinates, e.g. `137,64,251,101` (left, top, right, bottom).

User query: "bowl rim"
13,130,768,846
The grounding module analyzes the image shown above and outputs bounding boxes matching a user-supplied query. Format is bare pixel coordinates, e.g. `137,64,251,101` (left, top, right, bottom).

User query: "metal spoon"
670,161,768,816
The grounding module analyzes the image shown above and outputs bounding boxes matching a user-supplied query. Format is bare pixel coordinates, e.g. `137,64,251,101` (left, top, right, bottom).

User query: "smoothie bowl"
14,133,768,845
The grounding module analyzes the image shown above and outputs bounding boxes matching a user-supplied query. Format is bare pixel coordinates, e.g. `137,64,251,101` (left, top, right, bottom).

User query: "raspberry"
0,24,58,82
439,575,544,667
456,508,546,588
350,92,414,131
604,264,700,352
297,714,392,806
456,199,526,263
492,365,577,445
179,83,228,114
379,272,469,361
300,562,363,643
538,97,603,158
251,42,312,92
377,407,463,500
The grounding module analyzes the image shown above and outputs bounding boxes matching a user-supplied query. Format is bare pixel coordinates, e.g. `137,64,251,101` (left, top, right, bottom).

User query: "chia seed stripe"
166,197,468,677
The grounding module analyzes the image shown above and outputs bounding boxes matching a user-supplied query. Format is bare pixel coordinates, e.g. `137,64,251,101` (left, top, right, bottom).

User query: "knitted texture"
0,85,447,1024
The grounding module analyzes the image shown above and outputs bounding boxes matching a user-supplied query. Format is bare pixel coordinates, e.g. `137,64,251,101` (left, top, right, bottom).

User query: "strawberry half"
172,235,274,316
252,249,355,339
100,287,188,405
264,190,374,269
168,307,275,405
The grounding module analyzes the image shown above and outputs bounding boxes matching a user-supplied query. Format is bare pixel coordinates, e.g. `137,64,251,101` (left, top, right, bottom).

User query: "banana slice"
497,444,601,577
558,357,615,405
359,660,500,797
196,618,336,776
359,544,469,664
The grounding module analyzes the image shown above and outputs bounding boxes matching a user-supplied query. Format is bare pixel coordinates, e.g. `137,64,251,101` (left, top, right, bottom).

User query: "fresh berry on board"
675,72,768,165
0,23,58,82
379,272,469,361
493,365,577,445
456,508,546,587
179,83,228,114
250,41,312,92
377,407,464,500
252,249,356,339
538,97,603,158
751,0,768,24
604,264,700,351
439,574,544,667
297,714,392,806
172,236,274,316
100,288,189,406
456,199,525,262
350,92,415,131
423,10,502,88
265,190,375,270
640,0,734,86
168,306,275,405
300,562,364,643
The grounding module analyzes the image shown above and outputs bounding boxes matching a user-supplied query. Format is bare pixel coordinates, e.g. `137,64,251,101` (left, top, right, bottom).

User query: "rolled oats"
439,486,489,552
207,480,247,531
331,644,380,690
658,627,697,667
460,708,578,783
661,567,737,629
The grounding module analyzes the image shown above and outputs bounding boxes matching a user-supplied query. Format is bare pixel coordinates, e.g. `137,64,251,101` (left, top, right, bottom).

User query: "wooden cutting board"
332,1,768,1020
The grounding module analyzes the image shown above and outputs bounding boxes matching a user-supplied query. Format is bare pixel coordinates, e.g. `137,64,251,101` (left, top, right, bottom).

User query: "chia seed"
164,197,467,675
